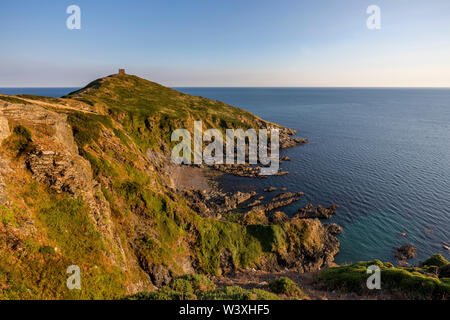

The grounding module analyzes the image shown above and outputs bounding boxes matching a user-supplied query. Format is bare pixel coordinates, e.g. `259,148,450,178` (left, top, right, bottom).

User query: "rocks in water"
272,192,304,202
324,223,343,235
250,194,302,214
293,204,339,219
264,187,277,192
280,156,291,161
443,243,450,251
395,244,417,261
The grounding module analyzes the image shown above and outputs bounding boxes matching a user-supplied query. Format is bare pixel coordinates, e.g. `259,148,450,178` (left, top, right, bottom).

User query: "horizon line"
1,86,450,89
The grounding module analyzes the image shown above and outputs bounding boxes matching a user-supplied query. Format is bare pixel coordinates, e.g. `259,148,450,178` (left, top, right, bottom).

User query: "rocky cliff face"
0,75,340,299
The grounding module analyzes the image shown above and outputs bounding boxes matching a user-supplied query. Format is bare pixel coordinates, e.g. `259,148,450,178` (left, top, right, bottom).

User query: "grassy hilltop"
0,73,325,299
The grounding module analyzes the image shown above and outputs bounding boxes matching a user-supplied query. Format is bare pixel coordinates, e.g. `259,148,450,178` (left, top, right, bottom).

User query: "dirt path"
0,94,97,115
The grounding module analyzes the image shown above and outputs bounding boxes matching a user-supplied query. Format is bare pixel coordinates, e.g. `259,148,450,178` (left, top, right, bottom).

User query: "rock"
272,192,304,202
293,204,339,219
264,187,277,192
395,244,417,260
147,264,172,287
280,156,291,161
0,116,10,143
325,223,343,235
219,249,235,275
443,244,450,251
250,195,302,214
269,211,289,224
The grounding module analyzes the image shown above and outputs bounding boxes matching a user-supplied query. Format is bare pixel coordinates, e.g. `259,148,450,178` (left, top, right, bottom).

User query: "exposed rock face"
0,117,10,143
0,101,128,271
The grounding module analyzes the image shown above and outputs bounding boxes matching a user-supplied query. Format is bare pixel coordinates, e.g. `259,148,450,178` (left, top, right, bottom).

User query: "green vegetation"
0,182,126,300
422,254,449,268
2,125,34,156
318,259,450,300
67,112,113,148
269,277,306,298
199,286,279,300
126,274,279,300
65,74,268,151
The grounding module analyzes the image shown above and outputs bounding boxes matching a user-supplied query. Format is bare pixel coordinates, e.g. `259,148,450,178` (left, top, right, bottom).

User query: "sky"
0,0,449,87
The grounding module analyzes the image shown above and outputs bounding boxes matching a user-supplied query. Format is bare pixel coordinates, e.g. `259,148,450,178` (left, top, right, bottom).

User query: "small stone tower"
118,69,126,75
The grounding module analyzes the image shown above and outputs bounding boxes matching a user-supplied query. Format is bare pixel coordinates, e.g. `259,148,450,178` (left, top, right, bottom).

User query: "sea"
2,86,449,265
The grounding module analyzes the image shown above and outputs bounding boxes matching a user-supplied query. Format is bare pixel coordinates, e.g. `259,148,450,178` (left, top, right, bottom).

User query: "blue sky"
0,0,449,87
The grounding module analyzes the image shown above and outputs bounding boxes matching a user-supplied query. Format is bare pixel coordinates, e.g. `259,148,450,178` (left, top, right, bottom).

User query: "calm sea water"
177,87,450,265
2,87,449,264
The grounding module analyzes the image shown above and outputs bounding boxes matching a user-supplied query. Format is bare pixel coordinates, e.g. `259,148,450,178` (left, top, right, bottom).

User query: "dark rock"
325,223,343,235
395,244,417,260
147,264,172,287
272,192,304,202
293,204,339,219
219,249,235,275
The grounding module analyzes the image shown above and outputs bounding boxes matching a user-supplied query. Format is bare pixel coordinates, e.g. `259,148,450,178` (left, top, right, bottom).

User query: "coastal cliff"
0,73,339,299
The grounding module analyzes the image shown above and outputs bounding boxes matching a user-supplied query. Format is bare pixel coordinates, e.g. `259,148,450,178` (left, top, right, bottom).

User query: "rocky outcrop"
249,194,302,214
0,101,128,271
262,218,340,273
183,189,257,218
294,204,339,219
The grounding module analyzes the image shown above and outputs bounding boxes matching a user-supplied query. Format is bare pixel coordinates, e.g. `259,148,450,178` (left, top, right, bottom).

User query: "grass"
0,182,127,300
65,74,268,151
126,274,279,300
318,259,450,300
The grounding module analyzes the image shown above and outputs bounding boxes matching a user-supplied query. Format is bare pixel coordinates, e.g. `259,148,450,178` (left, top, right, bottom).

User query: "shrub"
199,286,279,300
13,125,32,141
269,277,305,298
422,254,449,268
4,125,33,156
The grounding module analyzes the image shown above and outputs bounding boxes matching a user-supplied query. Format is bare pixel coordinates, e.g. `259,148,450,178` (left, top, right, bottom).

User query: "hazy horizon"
1,0,449,87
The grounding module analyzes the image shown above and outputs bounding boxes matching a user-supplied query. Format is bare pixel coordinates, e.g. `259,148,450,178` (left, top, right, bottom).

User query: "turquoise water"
2,87,449,264
177,87,450,265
